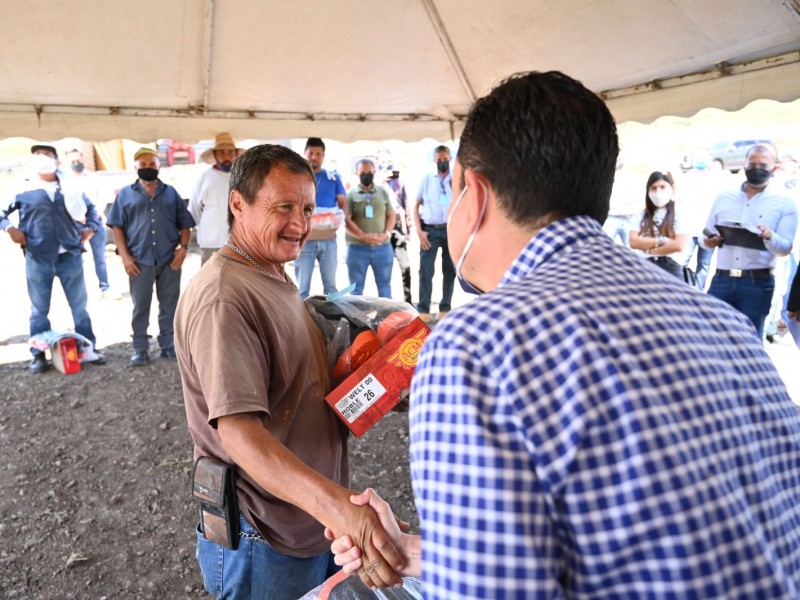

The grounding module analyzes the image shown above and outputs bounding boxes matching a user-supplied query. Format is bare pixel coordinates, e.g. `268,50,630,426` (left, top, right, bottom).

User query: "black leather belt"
716,268,773,280
423,223,447,229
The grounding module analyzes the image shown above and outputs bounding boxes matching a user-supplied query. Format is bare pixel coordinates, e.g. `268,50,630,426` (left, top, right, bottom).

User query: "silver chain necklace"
225,241,284,281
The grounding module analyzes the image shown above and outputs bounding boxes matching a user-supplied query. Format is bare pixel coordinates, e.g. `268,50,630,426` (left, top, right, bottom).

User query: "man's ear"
461,169,492,224
229,190,245,219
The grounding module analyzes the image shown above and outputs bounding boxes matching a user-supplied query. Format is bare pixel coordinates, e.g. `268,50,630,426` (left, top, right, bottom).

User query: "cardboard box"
325,317,430,437
51,337,81,375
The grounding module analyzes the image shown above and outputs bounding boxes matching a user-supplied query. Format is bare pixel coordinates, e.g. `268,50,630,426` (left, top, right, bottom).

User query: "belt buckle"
729,269,743,278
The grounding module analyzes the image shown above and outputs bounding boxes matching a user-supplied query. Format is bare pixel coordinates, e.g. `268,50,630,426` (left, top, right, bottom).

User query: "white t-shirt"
633,207,691,265
189,167,231,249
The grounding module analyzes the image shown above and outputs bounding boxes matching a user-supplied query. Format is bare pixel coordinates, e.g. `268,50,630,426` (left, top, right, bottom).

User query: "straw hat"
200,132,244,164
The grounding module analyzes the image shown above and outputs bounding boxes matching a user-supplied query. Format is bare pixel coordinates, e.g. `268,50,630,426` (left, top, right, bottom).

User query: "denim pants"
602,215,632,247
708,272,775,338
88,225,110,291
346,242,393,298
26,252,96,356
129,262,181,352
196,516,339,600
294,239,339,299
418,226,455,313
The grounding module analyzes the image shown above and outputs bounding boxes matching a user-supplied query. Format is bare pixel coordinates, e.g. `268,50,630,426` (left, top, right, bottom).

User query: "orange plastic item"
376,310,415,345
331,329,381,383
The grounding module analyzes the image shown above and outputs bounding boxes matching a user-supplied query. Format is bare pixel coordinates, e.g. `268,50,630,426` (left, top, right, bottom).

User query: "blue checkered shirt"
410,215,800,599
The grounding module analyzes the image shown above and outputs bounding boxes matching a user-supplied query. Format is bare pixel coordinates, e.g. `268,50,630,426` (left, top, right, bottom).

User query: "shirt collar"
132,179,164,194
499,215,604,288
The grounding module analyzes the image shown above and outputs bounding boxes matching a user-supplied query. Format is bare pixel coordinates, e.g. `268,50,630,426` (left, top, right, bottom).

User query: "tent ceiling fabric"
1,0,799,143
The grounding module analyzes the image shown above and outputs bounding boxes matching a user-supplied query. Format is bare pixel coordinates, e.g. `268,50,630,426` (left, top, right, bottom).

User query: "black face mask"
216,162,232,173
744,167,772,186
437,160,450,174
138,168,159,182
359,173,374,187
70,162,85,174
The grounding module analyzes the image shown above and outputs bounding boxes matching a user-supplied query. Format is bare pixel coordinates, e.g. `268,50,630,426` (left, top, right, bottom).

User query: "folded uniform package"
305,295,431,437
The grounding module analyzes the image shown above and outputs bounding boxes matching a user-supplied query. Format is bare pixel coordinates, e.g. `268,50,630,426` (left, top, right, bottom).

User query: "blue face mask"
447,182,487,295
217,162,232,173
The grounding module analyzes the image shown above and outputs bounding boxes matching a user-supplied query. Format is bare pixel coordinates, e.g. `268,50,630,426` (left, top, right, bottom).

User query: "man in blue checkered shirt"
331,71,800,598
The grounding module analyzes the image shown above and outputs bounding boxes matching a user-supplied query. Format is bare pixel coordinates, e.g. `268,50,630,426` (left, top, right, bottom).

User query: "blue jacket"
0,183,100,261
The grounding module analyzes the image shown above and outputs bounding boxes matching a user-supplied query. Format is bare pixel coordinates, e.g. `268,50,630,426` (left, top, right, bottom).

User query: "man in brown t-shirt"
175,144,404,600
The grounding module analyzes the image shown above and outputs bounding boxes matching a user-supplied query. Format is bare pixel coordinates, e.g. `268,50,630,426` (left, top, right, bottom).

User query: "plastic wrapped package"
305,295,418,386
298,570,423,600
312,207,345,231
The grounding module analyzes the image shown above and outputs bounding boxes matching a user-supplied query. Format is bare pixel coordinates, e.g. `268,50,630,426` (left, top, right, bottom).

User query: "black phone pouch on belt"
192,456,239,550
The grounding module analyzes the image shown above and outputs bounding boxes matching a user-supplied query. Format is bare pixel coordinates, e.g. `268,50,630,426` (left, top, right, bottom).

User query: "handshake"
325,488,422,590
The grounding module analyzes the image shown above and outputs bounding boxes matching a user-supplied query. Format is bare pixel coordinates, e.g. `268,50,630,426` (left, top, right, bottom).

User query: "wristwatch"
176,243,188,250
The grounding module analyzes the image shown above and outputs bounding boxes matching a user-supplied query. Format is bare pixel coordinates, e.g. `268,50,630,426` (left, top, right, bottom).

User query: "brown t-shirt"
175,253,350,557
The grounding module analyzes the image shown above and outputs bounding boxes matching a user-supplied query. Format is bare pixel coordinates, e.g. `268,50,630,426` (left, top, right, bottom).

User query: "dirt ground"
0,345,417,600
0,240,421,600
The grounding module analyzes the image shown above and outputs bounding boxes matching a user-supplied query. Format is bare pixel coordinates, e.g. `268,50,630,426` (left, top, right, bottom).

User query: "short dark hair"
457,71,619,226
355,158,375,171
227,144,315,229
305,138,325,152
433,145,450,157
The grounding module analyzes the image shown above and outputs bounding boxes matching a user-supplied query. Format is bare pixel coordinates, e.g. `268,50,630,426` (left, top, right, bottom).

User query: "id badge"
365,204,374,219
439,193,449,205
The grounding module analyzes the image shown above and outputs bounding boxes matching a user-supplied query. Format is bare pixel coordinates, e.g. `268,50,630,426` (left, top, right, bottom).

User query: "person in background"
629,170,691,279
679,153,722,290
190,132,244,265
107,147,195,366
294,138,347,298
0,144,106,373
175,144,404,599
64,148,119,299
602,158,640,247
702,143,798,338
384,169,413,304
413,145,455,323
330,70,800,599
345,159,395,298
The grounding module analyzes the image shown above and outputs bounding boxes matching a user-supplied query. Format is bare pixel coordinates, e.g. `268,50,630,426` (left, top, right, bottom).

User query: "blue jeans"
88,225,110,291
708,273,775,338
26,252,96,356
418,226,455,313
602,215,632,247
346,243,393,298
294,239,338,299
196,516,339,600
684,236,714,291
129,262,181,352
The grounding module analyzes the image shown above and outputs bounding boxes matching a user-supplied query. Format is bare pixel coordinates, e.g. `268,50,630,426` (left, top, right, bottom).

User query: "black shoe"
29,353,50,374
159,348,177,361
86,351,107,365
130,351,149,367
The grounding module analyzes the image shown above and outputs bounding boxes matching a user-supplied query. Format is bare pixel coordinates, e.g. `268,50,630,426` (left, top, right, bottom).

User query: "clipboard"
715,224,766,250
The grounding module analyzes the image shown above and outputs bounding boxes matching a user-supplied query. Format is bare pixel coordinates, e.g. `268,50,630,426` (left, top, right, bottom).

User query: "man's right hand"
7,226,26,247
418,229,431,251
121,254,141,277
329,493,406,590
704,234,723,248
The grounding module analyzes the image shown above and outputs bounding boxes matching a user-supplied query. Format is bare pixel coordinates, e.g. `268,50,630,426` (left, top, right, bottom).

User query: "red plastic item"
51,337,81,375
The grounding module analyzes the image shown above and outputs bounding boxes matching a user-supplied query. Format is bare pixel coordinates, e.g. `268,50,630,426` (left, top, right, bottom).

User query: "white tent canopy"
2,0,799,143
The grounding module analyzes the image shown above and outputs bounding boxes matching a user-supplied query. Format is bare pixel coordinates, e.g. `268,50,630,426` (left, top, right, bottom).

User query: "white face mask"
648,189,672,208
447,181,487,295
32,153,58,175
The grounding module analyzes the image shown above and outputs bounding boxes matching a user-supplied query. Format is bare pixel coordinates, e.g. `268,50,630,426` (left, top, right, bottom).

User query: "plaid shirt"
410,215,800,599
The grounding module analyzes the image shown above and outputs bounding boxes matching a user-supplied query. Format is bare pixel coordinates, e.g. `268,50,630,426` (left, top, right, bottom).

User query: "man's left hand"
171,247,188,270
79,228,95,243
757,224,774,240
